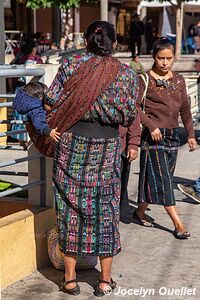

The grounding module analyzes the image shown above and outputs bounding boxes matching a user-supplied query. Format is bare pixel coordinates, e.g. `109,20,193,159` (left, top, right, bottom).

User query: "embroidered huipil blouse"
137,71,195,138
45,52,138,128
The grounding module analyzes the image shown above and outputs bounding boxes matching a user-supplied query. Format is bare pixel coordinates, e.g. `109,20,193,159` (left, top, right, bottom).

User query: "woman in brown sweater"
135,37,197,239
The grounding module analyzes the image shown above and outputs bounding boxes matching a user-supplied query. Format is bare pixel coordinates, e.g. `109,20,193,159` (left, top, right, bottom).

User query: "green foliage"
26,0,98,9
26,0,80,9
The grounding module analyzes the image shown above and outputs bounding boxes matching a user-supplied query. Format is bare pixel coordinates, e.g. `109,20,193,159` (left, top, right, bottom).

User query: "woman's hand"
150,128,162,142
127,149,138,162
188,138,197,151
44,103,52,112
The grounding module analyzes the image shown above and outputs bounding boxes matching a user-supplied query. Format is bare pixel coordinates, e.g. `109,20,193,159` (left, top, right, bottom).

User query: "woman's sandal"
133,211,154,227
173,229,191,239
60,277,80,296
94,278,117,297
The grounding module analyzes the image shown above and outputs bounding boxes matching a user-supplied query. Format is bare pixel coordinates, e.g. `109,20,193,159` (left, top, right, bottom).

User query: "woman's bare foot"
64,272,77,290
99,276,112,291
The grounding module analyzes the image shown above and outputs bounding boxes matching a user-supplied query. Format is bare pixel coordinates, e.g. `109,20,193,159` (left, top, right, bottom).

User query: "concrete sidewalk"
1,124,200,300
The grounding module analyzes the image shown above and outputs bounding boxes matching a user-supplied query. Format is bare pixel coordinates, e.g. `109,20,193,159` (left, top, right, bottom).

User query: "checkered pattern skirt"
53,132,121,256
138,128,180,206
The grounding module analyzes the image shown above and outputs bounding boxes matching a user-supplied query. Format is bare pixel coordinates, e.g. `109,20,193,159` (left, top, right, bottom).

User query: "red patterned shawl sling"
27,55,120,157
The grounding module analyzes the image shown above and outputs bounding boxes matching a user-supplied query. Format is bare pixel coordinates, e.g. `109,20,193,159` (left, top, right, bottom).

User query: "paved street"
1,124,200,300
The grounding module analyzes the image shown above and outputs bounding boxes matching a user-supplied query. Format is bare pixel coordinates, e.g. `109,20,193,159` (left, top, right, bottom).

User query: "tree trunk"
74,7,80,33
100,0,108,21
175,2,184,60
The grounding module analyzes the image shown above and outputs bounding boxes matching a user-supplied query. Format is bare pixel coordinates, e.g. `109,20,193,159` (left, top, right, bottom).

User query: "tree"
169,0,184,59
26,0,98,48
26,0,97,9
168,0,198,59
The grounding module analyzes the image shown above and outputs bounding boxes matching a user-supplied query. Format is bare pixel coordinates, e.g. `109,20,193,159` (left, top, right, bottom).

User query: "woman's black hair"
153,37,175,58
85,20,116,56
21,39,36,55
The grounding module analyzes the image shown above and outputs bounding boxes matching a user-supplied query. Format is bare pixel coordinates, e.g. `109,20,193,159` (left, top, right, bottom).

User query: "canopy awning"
138,0,200,14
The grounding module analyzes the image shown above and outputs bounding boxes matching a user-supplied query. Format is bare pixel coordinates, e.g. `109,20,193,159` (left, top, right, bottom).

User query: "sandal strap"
176,230,190,236
62,278,77,285
98,278,116,285
98,279,111,285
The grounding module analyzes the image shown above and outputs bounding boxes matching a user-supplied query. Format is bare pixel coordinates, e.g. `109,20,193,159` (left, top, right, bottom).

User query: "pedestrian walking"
28,21,138,296
145,17,154,54
178,177,200,204
129,13,144,57
135,37,197,239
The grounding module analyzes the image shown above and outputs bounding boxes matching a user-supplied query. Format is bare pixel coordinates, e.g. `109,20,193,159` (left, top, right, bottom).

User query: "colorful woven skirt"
53,132,121,256
138,128,180,206
11,111,28,141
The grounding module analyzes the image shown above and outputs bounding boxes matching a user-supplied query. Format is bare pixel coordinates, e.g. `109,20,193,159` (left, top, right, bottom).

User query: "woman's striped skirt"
138,128,180,206
53,132,121,257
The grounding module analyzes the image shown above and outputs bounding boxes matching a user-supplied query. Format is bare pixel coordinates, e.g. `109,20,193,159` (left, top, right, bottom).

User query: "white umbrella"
162,7,173,36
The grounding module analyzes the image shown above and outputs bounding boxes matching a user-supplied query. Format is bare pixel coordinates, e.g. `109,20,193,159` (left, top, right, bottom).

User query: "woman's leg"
136,202,149,220
99,256,113,290
120,153,132,221
63,254,77,289
164,205,188,233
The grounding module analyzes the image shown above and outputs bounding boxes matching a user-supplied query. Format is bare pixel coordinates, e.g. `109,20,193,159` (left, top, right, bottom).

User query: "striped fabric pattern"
53,132,121,256
138,128,180,206
11,110,28,141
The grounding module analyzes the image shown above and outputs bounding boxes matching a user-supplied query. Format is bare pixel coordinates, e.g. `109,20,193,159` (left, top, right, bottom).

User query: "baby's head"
132,55,139,63
22,82,48,101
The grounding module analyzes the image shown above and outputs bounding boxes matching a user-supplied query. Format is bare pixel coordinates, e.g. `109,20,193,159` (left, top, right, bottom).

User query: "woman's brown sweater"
137,71,195,138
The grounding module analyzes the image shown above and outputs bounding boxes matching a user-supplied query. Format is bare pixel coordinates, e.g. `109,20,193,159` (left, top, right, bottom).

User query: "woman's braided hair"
85,20,116,56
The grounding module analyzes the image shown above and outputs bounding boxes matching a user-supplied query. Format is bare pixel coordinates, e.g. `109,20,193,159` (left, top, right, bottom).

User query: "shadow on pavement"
153,222,174,234
39,265,101,290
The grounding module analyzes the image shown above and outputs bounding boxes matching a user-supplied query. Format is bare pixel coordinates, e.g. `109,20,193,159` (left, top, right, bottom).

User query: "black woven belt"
68,120,119,138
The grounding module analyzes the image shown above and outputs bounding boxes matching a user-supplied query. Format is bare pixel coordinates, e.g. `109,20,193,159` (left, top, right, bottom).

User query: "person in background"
50,42,59,51
24,40,43,64
119,114,141,224
10,38,43,66
42,42,60,64
194,20,200,53
129,13,144,57
178,178,200,204
130,55,145,74
188,22,196,37
135,37,197,239
145,17,154,54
